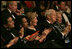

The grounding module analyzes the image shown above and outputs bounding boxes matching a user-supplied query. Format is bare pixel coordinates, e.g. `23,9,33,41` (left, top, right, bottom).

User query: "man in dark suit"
38,9,71,48
1,14,20,48
37,9,63,48
2,1,18,20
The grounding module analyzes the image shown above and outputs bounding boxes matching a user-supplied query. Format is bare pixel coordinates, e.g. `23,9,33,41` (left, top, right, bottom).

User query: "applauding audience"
1,1,71,48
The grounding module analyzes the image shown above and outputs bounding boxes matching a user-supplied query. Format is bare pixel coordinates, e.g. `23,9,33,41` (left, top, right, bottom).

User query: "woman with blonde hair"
24,12,40,48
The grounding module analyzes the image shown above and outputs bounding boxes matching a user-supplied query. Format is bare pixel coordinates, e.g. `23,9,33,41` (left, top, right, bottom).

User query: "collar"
46,20,51,24
6,28,11,31
28,27,36,31
8,9,11,13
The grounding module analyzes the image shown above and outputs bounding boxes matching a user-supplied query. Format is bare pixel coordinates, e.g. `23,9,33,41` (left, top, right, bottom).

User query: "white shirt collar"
28,27,36,31
8,9,11,13
46,20,51,24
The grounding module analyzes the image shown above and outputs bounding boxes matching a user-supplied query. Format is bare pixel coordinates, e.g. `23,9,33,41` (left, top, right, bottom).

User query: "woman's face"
31,17,38,26
22,18,28,28
57,13,62,23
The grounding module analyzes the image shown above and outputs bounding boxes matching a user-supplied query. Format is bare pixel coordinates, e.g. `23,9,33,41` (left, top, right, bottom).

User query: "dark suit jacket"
1,8,17,20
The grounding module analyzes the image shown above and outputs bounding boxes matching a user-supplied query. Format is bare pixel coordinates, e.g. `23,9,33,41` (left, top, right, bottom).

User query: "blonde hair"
29,12,38,21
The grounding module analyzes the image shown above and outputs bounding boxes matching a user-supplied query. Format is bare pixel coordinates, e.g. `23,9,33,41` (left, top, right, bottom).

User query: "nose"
36,19,38,23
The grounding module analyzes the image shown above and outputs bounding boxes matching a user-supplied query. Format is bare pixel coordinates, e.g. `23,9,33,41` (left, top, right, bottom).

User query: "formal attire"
2,8,17,20
23,27,40,48
1,26,21,48
38,20,67,48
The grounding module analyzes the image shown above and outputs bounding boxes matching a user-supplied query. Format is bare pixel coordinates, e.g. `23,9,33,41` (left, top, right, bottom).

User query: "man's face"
10,1,17,12
22,18,28,28
60,2,66,10
57,13,62,23
7,17,15,28
51,11,56,23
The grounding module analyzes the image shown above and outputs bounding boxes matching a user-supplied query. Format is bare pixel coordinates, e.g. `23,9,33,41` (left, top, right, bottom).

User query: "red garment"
25,1,33,8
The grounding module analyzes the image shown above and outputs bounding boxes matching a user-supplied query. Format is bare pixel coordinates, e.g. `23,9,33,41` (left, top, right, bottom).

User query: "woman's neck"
29,25,34,28
28,25,36,31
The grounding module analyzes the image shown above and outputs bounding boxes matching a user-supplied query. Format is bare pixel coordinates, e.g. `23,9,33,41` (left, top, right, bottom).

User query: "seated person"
24,12,40,48
17,3,25,16
15,15,29,48
38,9,63,48
55,11,71,48
1,14,19,48
1,1,21,20
15,15,28,40
39,9,57,42
56,11,71,36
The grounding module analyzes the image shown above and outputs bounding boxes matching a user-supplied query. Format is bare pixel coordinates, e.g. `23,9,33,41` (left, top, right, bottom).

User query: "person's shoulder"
1,26,6,32
1,8,10,15
1,26,8,36
24,28,30,32
43,20,50,26
40,20,51,29
2,9,8,13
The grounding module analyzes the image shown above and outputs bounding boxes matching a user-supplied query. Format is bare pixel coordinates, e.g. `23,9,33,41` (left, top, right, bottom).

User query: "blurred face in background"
66,1,71,6
59,2,66,11
9,1,17,12
66,1,71,9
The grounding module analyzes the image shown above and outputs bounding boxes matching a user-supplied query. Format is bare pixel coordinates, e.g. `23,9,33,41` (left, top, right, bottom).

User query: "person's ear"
9,4,12,8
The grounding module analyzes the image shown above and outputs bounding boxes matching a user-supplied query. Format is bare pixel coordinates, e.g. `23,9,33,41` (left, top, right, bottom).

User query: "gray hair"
45,9,56,18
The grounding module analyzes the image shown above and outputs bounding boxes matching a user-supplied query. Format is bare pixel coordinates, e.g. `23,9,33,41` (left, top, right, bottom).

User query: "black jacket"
2,9,17,20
